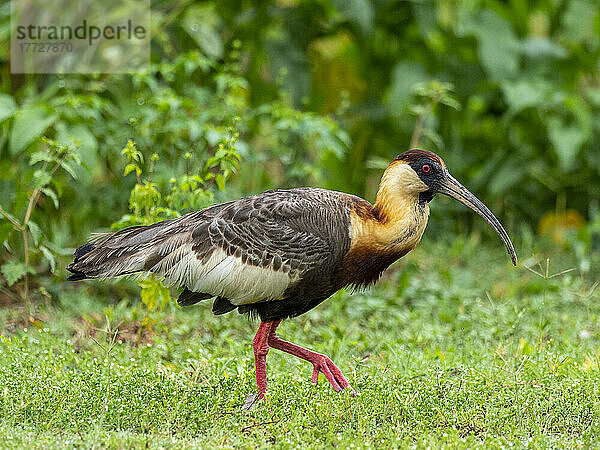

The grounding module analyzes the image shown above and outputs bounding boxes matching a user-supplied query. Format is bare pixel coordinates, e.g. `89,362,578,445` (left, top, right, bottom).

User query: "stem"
19,187,44,318
0,205,24,231
23,156,58,225
22,229,30,318
92,319,117,450
23,189,41,226
409,112,425,149
18,158,60,316
148,158,156,183
409,95,442,149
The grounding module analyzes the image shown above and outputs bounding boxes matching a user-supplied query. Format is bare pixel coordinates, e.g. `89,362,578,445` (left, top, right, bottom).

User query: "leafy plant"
0,138,82,314
110,125,240,316
407,81,461,150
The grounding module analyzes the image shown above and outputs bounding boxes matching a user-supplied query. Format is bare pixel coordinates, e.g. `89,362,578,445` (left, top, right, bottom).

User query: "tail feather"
66,270,88,281
66,218,192,281
73,242,95,262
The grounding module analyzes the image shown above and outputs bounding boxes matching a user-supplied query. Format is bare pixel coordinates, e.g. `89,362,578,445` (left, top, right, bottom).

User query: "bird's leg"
267,325,354,395
244,320,278,410
253,321,276,396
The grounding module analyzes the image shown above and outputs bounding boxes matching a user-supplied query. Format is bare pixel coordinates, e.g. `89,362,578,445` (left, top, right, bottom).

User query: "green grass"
1,237,600,448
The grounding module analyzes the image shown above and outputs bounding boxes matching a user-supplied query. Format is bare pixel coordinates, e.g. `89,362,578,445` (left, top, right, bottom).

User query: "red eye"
422,164,431,173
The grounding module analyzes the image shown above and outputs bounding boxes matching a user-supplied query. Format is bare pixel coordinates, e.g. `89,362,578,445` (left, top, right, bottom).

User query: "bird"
67,149,517,409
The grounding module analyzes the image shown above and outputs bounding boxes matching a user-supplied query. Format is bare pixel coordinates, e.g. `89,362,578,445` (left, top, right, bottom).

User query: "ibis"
67,149,517,408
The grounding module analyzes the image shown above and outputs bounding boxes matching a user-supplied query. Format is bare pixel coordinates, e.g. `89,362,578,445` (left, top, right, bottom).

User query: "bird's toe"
310,355,354,394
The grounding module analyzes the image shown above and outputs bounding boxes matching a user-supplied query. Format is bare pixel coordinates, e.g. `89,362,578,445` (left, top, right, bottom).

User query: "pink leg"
267,324,355,395
244,321,280,410
252,321,278,397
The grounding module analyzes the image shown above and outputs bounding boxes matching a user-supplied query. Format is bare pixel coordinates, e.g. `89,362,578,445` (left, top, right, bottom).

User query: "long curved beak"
437,173,517,266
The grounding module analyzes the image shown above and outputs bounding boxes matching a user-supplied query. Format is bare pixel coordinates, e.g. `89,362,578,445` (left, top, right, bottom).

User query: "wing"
151,188,352,306
67,188,353,307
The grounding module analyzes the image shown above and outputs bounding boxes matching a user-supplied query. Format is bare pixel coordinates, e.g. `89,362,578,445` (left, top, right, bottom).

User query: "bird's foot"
242,392,264,411
310,354,355,396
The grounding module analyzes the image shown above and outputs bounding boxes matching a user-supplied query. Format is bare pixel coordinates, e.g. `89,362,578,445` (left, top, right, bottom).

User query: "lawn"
1,237,599,448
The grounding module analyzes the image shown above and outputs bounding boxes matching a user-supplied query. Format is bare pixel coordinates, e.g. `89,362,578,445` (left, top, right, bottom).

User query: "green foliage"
408,80,461,150
1,261,34,287
138,278,172,312
9,106,57,156
0,139,82,307
1,0,596,225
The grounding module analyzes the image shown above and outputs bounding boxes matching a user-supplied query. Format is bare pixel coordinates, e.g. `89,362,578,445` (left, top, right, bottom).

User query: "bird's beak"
436,173,517,266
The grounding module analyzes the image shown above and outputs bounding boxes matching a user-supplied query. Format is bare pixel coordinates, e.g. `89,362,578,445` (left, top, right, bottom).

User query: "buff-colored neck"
374,162,428,221
354,162,430,252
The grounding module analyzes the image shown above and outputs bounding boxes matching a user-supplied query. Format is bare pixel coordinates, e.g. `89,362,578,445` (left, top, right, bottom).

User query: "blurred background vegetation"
0,0,599,309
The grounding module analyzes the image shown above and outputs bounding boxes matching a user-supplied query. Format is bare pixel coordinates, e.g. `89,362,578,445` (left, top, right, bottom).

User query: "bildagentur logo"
16,20,147,46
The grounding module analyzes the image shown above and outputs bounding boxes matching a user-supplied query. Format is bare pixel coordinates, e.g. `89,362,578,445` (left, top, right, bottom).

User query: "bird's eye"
422,164,431,173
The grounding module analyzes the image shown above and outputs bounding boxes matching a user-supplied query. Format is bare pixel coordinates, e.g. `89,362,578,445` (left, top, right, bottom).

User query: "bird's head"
379,149,517,265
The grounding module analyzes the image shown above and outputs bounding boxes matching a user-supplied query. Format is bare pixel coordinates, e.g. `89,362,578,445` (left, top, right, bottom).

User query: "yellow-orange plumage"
339,158,432,288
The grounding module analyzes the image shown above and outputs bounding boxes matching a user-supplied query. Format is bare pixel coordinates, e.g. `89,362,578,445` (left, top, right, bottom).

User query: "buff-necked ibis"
67,149,517,408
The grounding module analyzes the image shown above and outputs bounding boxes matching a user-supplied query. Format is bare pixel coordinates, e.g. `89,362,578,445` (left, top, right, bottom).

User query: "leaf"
215,173,225,192
463,9,521,80
55,123,97,179
27,221,41,246
139,277,172,311
547,117,587,170
332,0,374,34
386,62,428,116
29,151,54,166
39,245,56,272
158,282,172,309
488,158,526,196
440,96,461,111
563,0,597,42
522,38,568,60
0,94,17,123
121,139,143,163
140,281,159,311
412,1,436,39
9,105,57,156
1,261,34,286
123,163,140,177
32,170,52,189
41,188,59,208
183,4,224,60
59,160,78,179
501,79,554,116
205,157,218,169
